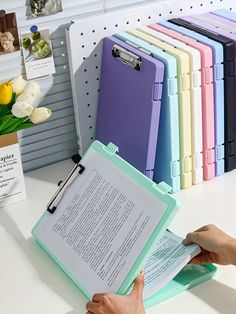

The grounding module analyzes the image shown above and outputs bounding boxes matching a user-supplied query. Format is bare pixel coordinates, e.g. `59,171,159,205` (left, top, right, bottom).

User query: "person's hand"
86,272,146,314
183,224,236,265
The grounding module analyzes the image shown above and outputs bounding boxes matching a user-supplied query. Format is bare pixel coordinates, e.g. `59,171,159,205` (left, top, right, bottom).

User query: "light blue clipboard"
212,9,236,22
114,32,180,193
161,21,225,176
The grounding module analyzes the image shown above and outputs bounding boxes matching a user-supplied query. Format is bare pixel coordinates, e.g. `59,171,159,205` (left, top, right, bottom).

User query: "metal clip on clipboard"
47,163,85,214
112,44,142,71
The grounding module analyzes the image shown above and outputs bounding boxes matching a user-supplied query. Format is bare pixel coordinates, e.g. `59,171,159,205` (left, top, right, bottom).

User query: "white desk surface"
1,159,236,314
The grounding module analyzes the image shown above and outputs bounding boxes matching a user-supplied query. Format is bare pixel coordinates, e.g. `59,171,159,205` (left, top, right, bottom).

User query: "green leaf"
0,115,13,132
12,122,34,133
0,93,17,117
0,116,27,135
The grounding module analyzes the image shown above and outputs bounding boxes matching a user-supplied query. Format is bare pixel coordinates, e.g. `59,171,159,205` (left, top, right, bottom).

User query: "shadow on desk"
190,279,236,314
0,210,88,314
25,159,74,185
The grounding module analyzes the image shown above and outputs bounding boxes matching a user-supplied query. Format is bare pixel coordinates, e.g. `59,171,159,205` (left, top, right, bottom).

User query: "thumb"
183,232,201,246
131,272,144,300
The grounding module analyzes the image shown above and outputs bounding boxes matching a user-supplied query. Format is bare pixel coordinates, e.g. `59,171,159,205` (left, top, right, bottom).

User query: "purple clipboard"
96,36,164,179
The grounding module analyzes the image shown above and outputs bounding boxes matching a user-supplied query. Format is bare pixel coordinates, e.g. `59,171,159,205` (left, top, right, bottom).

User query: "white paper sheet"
33,147,167,296
143,231,201,299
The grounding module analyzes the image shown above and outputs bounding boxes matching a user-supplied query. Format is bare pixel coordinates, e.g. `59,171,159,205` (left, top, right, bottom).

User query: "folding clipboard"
191,13,236,170
146,25,203,185
170,17,236,173
212,9,236,22
114,32,181,193
32,140,179,300
149,24,217,182
127,28,192,189
96,36,164,179
162,20,225,177
193,12,236,35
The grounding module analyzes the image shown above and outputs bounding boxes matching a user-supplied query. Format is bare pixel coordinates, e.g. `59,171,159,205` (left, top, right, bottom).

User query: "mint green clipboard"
32,141,216,305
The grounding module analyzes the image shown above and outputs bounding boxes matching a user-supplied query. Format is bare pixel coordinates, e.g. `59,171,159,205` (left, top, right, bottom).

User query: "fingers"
183,232,200,245
86,301,98,313
193,225,209,233
190,251,213,265
92,293,108,302
183,225,217,245
131,271,144,300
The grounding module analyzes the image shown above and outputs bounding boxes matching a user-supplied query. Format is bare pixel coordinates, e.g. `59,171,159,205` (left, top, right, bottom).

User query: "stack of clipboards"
96,9,236,193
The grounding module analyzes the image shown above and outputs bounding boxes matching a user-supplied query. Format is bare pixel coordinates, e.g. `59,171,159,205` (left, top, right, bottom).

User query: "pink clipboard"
149,24,215,181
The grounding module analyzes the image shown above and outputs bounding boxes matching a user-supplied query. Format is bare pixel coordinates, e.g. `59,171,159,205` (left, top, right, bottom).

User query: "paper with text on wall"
33,147,167,296
21,27,56,80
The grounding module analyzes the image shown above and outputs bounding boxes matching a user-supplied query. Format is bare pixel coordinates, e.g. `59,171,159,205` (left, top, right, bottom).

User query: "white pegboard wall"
67,0,236,156
1,0,152,171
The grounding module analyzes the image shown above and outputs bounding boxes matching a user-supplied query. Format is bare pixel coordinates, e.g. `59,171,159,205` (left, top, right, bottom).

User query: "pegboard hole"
95,66,98,69
92,29,95,33
94,54,97,57
148,16,151,19
190,6,193,9
89,126,93,129
84,69,87,72
81,33,83,36
91,137,94,140
83,57,86,60
93,42,97,45
82,45,85,48
87,104,90,107
169,11,173,14
126,21,130,25
104,26,107,30
85,81,88,84
96,77,99,81
115,24,118,27
88,115,91,118
159,13,162,17
86,92,89,95
180,8,183,11
137,18,140,22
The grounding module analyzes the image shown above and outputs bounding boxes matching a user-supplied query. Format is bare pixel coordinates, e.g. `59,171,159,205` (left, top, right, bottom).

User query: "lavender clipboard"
96,36,164,179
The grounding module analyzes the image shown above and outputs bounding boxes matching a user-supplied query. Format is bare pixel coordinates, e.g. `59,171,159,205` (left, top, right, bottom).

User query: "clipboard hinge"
153,182,172,195
47,163,85,215
103,142,119,155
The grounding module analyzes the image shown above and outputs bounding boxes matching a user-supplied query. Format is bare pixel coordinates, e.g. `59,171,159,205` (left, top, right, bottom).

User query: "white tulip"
30,107,52,124
24,82,41,98
16,93,36,107
11,76,27,96
12,101,34,118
